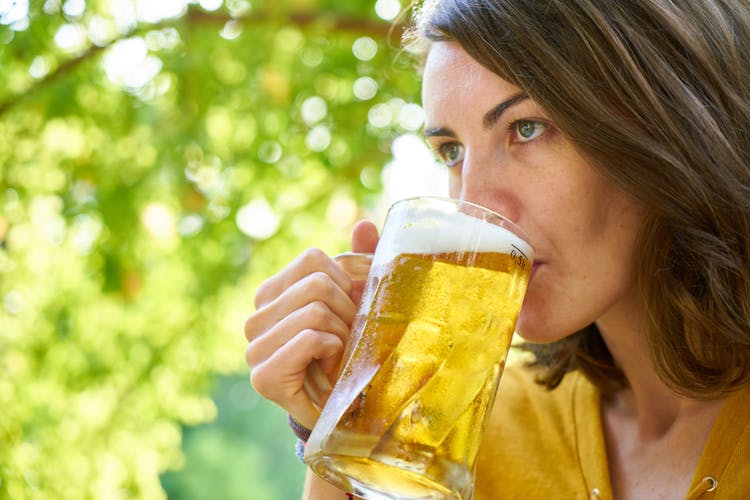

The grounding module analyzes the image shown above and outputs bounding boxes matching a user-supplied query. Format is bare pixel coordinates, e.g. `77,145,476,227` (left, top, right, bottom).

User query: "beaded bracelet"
294,437,307,463
287,413,312,442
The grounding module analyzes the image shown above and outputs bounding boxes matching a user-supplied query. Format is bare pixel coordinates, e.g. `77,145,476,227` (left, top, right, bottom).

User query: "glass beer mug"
304,197,533,499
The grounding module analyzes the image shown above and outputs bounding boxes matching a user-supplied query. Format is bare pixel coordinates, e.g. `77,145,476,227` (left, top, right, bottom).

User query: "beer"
305,198,532,499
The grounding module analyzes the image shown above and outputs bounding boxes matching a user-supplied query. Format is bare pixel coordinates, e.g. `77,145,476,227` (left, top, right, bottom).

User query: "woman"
244,0,750,498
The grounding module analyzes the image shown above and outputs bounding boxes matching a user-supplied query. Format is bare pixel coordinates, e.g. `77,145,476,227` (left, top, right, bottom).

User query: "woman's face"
421,42,646,342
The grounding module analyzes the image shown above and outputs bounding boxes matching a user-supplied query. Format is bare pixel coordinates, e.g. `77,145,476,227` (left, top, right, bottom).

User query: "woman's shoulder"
692,382,750,498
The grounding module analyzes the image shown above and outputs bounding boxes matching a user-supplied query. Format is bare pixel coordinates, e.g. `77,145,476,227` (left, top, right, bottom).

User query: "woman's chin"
514,314,564,345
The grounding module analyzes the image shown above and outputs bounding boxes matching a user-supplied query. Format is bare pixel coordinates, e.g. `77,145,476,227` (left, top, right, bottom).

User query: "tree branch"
0,7,405,118
187,8,406,41
0,42,106,117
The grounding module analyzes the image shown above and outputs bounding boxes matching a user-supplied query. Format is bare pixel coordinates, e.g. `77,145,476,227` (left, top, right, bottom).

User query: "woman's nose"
459,154,521,223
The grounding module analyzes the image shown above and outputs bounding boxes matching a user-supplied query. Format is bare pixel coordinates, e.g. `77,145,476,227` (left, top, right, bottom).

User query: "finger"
351,220,379,254
245,271,357,342
254,248,352,310
245,300,351,367
347,221,379,304
334,252,372,281
250,329,344,429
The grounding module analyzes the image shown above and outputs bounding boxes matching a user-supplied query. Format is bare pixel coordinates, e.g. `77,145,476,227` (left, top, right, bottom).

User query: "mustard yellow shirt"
474,364,750,499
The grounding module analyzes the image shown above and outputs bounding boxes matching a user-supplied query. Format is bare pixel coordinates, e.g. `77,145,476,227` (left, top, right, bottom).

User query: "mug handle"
303,252,374,409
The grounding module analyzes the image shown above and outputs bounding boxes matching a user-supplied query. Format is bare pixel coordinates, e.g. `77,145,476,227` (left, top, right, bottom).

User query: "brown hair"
409,0,750,398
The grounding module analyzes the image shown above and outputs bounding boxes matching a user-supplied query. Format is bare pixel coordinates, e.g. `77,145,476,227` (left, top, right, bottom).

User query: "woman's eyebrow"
423,92,529,138
423,126,456,138
482,92,528,129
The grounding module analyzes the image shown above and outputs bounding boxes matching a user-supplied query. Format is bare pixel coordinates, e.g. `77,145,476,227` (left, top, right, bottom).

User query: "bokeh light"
236,198,280,240
301,96,328,125
104,37,162,90
353,76,378,101
352,36,378,61
374,0,401,21
305,124,332,152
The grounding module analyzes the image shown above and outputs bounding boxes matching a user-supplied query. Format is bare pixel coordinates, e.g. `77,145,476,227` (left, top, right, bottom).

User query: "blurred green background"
0,0,431,498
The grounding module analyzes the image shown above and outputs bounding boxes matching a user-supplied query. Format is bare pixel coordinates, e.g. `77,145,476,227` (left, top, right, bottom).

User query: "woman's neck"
595,295,726,500
595,293,724,439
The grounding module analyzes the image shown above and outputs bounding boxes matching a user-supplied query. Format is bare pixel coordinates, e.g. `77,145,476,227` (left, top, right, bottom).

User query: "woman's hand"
244,221,379,430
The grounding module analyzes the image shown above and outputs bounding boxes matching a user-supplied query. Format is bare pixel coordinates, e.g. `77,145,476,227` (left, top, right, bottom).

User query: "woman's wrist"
288,414,313,464
290,415,355,499
303,469,355,499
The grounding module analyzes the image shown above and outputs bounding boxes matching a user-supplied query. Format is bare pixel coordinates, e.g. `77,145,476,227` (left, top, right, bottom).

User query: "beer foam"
376,205,533,264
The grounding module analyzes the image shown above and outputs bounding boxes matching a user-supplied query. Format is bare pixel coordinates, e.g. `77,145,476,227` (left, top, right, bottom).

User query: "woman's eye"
437,142,464,167
512,120,547,143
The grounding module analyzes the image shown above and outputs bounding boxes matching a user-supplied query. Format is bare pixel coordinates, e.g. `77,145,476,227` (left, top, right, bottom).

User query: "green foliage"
160,375,306,500
0,1,421,498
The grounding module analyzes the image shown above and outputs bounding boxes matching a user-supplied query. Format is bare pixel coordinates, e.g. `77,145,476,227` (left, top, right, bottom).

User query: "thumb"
348,220,379,305
351,220,379,253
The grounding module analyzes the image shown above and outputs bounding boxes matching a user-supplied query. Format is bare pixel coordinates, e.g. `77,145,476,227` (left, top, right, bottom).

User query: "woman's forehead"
422,42,522,105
